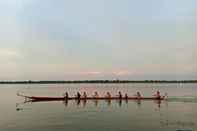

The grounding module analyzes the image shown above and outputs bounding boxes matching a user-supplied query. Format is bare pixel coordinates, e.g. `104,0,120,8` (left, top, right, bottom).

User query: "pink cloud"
79,71,102,75
112,70,143,76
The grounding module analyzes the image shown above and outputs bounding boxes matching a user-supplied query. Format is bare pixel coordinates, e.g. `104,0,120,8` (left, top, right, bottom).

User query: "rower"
118,91,122,99
93,92,99,98
106,92,111,98
125,93,128,100
154,91,161,99
64,92,69,99
76,92,81,99
82,92,87,99
136,92,141,99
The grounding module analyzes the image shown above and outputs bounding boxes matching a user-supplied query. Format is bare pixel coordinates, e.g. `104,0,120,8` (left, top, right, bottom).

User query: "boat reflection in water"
60,99,162,108
16,98,164,111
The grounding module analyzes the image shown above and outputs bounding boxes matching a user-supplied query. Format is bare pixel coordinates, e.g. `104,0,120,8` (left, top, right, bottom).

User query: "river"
0,83,197,131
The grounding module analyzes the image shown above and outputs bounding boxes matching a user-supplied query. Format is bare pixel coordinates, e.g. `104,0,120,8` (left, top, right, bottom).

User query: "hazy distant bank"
0,80,197,84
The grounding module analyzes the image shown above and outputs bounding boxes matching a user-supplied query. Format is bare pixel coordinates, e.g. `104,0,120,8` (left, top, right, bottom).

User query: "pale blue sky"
0,0,197,80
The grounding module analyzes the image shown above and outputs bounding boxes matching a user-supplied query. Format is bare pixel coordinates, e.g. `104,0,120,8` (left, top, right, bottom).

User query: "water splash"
167,96,197,103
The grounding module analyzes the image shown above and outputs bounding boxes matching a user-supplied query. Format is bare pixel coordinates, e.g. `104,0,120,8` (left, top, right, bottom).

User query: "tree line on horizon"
0,80,197,84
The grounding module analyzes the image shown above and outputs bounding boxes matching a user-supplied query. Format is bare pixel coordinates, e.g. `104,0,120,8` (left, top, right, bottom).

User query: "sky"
0,0,197,80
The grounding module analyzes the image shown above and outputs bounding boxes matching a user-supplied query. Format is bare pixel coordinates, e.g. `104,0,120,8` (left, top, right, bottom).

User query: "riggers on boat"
17,93,166,101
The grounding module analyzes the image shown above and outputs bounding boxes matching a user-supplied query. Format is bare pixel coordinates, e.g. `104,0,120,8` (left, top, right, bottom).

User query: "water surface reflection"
1,83,197,131
17,99,164,110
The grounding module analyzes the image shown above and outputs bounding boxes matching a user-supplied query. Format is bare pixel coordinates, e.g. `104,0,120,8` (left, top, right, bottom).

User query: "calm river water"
0,83,197,131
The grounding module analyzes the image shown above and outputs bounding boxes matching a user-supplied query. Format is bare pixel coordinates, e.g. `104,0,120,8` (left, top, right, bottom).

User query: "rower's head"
118,91,121,94
157,91,160,94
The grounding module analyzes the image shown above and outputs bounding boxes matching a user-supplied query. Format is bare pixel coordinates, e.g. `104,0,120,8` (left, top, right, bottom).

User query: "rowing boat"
18,94,165,101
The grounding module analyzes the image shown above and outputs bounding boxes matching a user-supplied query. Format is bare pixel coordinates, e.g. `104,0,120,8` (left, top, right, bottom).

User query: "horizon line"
0,80,197,84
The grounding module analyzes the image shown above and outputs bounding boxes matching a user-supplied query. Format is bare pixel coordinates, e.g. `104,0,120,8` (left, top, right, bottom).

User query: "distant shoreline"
0,80,197,84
